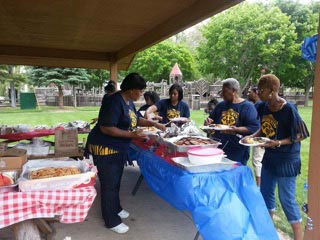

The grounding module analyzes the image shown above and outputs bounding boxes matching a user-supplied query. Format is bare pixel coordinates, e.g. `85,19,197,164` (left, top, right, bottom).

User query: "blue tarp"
129,144,279,240
301,34,318,62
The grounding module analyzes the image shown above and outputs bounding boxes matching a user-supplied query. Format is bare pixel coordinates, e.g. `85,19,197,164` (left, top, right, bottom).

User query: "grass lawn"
0,104,313,237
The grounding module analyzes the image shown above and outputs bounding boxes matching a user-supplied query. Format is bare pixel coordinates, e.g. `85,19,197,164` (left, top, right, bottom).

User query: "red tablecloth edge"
132,138,187,165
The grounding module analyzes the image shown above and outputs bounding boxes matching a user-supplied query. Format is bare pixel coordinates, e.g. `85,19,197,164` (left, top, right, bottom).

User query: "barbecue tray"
163,135,221,152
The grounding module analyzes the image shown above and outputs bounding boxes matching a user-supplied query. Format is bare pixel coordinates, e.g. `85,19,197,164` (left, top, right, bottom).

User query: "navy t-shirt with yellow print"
155,99,190,124
87,91,138,158
209,100,260,165
257,101,309,177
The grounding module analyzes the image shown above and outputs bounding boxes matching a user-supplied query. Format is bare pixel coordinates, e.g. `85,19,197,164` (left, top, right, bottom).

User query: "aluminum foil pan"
164,135,221,152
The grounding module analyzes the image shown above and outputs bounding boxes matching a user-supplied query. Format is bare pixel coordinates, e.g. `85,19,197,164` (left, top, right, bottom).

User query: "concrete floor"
0,164,200,240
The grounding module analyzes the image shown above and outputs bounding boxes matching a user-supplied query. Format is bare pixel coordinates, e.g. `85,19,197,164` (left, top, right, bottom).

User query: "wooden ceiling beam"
0,45,133,69
0,45,113,61
0,55,113,69
115,0,242,60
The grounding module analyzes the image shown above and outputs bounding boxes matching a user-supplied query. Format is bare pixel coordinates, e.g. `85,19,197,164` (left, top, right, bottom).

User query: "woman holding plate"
145,83,190,124
244,74,309,240
204,78,260,165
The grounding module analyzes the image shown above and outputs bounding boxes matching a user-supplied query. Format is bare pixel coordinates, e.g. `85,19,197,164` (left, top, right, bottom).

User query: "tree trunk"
58,85,64,109
304,62,315,107
73,85,77,108
8,66,17,108
10,80,16,108
304,80,313,107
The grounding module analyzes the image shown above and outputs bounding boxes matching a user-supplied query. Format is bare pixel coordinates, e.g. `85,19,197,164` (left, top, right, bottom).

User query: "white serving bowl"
187,147,225,165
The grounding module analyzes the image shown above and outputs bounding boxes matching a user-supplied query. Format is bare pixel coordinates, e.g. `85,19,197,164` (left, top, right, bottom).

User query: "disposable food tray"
164,135,221,152
18,159,97,191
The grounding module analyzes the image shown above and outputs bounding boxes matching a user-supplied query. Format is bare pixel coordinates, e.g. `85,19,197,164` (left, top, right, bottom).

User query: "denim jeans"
95,157,124,228
260,166,301,224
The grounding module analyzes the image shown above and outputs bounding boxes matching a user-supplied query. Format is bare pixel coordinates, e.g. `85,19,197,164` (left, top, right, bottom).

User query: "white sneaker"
110,223,129,234
118,209,130,219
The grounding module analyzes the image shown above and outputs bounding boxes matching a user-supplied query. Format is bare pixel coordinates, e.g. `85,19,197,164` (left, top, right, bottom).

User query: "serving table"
129,138,279,240
0,129,90,142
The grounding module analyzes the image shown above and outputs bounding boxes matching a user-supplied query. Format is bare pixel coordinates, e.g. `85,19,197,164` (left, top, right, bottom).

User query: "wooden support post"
110,61,118,82
34,219,53,234
12,220,41,240
304,17,320,240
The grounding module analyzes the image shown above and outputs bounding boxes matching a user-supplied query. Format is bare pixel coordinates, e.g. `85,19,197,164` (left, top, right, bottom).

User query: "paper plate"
137,127,160,135
199,126,215,130
169,117,189,123
211,124,231,130
239,137,270,147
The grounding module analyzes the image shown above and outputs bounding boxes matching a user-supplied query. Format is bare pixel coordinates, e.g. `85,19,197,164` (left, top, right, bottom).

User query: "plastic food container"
0,170,19,193
187,147,224,165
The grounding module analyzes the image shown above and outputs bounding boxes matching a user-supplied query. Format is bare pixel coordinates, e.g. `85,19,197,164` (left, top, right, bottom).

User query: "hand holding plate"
204,117,213,126
261,139,278,148
221,126,237,135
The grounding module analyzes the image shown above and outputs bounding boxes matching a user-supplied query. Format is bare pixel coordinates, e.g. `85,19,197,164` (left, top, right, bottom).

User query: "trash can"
20,92,37,109
191,94,200,110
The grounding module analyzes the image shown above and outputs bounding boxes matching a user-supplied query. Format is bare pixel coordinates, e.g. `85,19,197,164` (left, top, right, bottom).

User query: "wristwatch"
277,140,282,147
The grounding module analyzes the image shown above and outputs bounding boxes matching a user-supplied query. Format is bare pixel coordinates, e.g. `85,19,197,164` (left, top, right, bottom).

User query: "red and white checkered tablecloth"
0,186,97,229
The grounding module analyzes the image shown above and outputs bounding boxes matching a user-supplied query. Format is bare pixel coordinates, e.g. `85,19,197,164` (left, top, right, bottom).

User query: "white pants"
252,146,265,177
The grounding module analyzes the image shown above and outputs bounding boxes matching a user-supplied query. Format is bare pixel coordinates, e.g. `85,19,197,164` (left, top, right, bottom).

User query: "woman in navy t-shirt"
145,83,190,124
86,73,165,234
204,78,260,165
246,74,309,240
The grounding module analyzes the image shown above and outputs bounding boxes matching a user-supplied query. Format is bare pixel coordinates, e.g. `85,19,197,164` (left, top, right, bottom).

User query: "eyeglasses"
257,88,265,93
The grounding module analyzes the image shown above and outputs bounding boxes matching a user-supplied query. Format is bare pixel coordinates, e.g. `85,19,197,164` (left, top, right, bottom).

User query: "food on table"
0,173,14,186
34,125,51,130
29,167,81,179
174,137,214,146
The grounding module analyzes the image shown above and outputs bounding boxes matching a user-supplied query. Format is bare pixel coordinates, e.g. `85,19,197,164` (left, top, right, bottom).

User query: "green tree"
28,67,89,108
0,65,27,108
85,69,110,89
128,40,198,82
196,2,298,87
272,0,319,106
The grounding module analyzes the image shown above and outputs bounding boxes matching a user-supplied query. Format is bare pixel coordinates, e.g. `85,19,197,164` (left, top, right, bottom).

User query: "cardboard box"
55,128,80,157
0,142,8,154
0,148,27,171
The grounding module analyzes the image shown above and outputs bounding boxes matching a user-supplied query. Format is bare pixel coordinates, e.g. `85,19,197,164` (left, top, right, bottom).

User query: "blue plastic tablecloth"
129,144,279,240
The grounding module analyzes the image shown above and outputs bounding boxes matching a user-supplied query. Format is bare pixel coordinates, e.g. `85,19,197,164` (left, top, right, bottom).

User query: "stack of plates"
171,156,237,173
